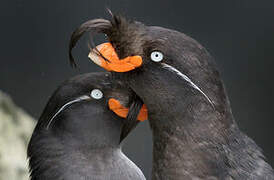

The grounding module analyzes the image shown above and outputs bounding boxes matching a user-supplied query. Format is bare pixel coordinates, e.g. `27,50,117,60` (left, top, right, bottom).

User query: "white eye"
90,89,103,99
150,51,163,62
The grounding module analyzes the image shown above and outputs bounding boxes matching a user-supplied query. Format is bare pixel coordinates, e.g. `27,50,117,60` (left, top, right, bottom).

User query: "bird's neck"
149,92,239,179
28,129,122,180
146,70,242,179
150,104,273,180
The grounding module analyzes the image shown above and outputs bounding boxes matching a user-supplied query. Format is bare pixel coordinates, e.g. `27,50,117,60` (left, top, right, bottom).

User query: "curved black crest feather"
69,19,112,67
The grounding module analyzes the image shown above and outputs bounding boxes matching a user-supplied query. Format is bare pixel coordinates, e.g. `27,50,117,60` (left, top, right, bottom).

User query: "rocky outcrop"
0,91,35,180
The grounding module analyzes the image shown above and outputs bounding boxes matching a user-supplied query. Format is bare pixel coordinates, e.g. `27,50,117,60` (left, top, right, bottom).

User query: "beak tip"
88,52,102,66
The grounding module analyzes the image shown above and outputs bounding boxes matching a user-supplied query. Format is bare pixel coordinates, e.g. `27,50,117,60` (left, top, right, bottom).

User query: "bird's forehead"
107,19,147,59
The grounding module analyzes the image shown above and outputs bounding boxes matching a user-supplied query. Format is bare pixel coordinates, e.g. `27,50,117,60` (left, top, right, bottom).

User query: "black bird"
69,15,274,179
27,72,146,180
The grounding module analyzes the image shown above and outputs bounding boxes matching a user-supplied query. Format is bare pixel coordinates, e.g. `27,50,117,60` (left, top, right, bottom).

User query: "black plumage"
27,72,146,180
70,14,274,180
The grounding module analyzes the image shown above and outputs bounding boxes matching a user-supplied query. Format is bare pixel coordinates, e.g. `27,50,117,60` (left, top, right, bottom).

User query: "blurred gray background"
1,0,274,179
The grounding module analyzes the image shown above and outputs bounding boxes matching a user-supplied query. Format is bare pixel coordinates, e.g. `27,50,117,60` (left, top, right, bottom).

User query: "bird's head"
69,14,229,130
36,72,147,146
28,72,147,179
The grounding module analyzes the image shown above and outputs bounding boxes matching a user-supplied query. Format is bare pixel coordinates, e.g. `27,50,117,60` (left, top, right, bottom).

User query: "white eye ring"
150,51,163,62
90,89,103,99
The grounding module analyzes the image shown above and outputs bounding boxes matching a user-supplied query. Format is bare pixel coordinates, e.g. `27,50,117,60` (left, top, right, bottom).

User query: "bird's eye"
150,51,163,62
90,89,103,99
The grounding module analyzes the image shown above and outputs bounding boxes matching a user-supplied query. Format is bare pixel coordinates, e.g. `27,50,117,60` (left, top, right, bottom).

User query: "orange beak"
88,42,143,72
108,98,148,121
89,43,147,121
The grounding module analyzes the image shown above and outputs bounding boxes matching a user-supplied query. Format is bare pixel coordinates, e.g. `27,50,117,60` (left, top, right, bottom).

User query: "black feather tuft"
120,95,144,143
